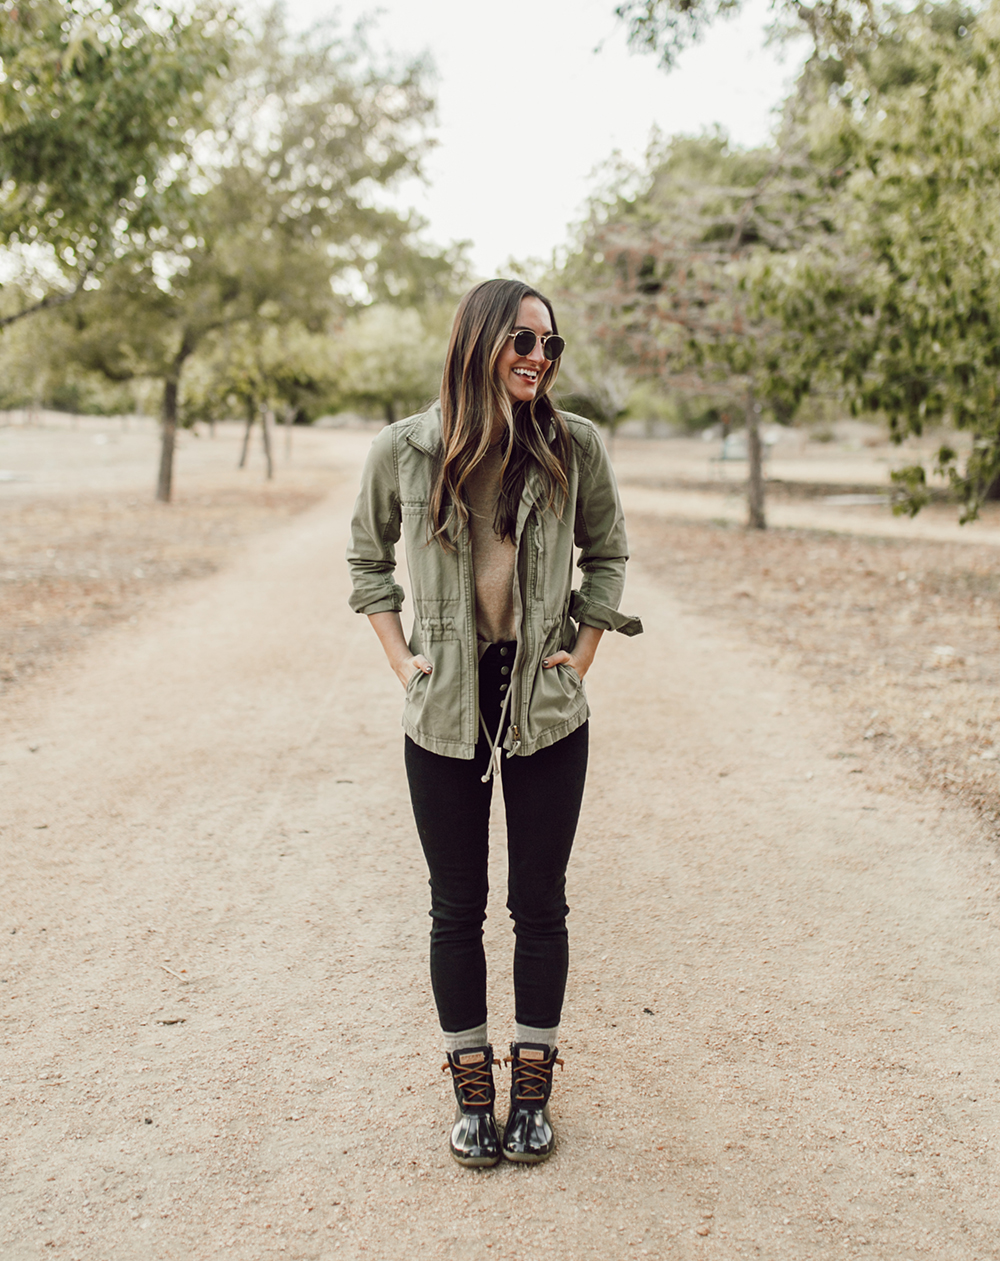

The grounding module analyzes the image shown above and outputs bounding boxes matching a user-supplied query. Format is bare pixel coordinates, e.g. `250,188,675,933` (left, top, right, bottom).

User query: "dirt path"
3,433,1000,1260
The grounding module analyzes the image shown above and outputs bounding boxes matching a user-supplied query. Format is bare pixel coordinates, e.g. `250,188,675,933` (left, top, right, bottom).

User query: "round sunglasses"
506,329,566,361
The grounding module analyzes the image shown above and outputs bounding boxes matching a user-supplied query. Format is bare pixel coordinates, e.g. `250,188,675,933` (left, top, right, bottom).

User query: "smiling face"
495,296,554,405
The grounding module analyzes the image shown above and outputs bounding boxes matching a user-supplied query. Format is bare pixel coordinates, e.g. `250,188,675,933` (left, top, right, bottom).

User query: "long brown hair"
428,279,571,550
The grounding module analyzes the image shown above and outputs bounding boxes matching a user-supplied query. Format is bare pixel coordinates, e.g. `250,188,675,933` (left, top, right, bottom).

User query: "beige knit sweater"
465,444,516,645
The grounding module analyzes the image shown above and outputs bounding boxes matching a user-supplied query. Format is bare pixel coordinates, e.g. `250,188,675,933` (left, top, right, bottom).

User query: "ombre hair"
428,279,571,550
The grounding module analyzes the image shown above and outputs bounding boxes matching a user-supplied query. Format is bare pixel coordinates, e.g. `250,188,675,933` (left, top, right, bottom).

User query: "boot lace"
504,1050,564,1103
442,1056,496,1106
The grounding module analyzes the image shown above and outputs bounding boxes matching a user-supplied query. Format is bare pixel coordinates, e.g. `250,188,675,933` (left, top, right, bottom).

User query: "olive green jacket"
347,404,642,759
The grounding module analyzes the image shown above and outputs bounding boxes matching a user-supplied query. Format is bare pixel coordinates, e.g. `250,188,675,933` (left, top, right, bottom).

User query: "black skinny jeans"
404,642,588,1033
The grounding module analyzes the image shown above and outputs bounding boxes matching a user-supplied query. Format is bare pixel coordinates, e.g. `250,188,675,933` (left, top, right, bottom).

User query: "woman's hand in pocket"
541,625,605,681
365,613,433,690
541,650,584,680
399,654,433,689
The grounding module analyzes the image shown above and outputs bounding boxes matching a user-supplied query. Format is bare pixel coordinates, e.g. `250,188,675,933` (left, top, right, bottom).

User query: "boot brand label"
520,1048,545,1061
458,1052,485,1065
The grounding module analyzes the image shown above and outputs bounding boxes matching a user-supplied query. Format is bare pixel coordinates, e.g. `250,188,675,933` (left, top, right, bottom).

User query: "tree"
752,1,1000,519
335,302,452,423
613,0,879,67
60,7,451,500
559,131,817,527
0,0,234,326
179,319,343,473
548,295,634,447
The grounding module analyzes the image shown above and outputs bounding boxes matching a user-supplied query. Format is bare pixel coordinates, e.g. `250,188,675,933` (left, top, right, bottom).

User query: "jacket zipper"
507,517,531,754
459,527,478,750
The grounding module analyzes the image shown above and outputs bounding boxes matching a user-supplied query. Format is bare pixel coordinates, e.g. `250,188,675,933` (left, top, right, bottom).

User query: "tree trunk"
157,377,180,503
261,405,274,481
384,399,397,425
238,397,255,469
745,387,766,530
156,336,195,504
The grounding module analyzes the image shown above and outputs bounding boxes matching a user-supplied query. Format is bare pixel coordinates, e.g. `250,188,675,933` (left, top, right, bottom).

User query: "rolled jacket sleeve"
571,425,643,637
346,427,406,615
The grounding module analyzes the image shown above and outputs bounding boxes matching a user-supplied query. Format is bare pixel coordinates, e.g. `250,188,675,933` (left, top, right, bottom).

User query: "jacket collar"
404,403,443,457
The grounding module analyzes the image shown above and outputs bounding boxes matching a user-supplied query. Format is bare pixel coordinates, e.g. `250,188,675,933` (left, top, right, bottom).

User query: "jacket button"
499,683,508,693
500,666,509,676
500,646,509,657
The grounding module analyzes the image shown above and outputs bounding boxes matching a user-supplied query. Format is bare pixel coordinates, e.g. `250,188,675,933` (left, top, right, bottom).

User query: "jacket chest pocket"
401,504,462,607
529,521,566,620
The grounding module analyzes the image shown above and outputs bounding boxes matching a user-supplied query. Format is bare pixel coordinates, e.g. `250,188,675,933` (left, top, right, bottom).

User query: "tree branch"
0,273,91,331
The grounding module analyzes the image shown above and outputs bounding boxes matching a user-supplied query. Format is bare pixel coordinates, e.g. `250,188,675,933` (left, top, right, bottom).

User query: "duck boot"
441,1045,501,1167
502,1042,564,1163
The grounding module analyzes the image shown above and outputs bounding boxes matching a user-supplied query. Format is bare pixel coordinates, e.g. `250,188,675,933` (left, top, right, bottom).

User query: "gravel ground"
626,514,1000,833
0,415,340,696
0,487,326,694
2,428,1000,1259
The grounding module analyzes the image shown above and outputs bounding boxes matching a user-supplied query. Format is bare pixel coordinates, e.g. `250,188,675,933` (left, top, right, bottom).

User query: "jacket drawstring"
479,686,513,784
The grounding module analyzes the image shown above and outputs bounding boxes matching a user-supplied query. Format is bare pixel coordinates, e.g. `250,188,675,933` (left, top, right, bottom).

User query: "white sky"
285,0,808,277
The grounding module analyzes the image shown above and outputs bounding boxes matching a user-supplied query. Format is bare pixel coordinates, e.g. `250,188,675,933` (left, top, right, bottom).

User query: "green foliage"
0,295,141,410
178,321,339,428
614,0,879,67
333,302,451,422
755,0,1000,519
602,0,1000,522
39,6,458,496
548,293,633,429
557,129,817,422
890,463,931,517
614,0,742,68
0,0,235,312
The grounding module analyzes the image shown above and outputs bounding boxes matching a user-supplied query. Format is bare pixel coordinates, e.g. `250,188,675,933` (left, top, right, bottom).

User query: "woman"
347,279,641,1166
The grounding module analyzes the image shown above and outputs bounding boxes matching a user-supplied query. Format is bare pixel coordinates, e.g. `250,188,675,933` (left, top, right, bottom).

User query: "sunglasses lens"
510,330,565,360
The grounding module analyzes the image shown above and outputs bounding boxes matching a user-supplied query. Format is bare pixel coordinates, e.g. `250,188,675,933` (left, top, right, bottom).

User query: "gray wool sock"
514,1023,559,1051
442,1022,489,1054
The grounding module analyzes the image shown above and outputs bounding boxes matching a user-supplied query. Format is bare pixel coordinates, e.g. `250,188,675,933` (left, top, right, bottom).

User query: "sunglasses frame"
506,329,566,361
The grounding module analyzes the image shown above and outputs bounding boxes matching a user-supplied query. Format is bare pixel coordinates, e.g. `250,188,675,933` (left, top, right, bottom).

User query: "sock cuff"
442,1022,489,1054
514,1022,559,1051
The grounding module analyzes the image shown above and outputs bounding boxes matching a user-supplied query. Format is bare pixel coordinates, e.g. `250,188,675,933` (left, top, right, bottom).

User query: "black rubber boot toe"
502,1042,563,1164
443,1045,501,1168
